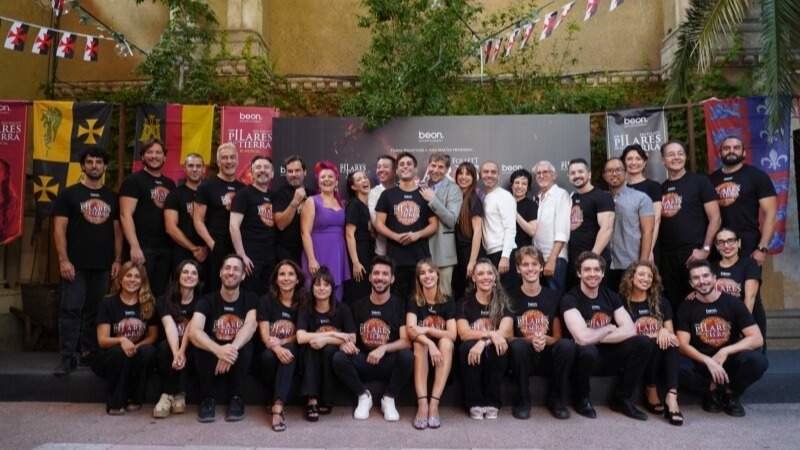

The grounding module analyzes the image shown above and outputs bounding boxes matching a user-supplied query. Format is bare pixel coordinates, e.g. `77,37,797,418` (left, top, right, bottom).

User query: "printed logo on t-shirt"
634,316,660,338
470,317,495,331
695,316,732,348
213,313,243,341
570,204,584,231
185,202,194,216
517,309,549,337
587,312,611,329
113,317,146,343
270,319,296,339
221,192,236,211
151,186,170,209
715,181,741,207
175,317,189,338
394,200,421,226
79,198,112,224
661,192,682,218
420,314,446,330
360,318,391,348
258,202,274,227
715,278,743,298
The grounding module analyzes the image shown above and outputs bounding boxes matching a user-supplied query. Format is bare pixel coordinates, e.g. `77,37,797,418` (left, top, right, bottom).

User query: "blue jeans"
542,257,567,297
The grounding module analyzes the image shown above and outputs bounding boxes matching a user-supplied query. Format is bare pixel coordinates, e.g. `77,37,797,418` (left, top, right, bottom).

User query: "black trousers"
204,237,233,293
59,269,109,357
605,269,625,293
156,340,192,395
660,247,694,313
643,341,679,390
171,245,194,272
486,251,515,294
753,300,768,352
393,265,415,301
301,344,339,404
572,335,651,401
90,344,156,410
453,243,476,302
194,343,254,401
276,244,302,267
332,348,413,399
509,338,576,407
259,343,299,403
241,245,275,297
143,247,172,297
679,351,768,396
458,340,508,408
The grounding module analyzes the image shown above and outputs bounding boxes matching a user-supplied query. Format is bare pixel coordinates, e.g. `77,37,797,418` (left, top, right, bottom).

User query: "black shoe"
225,396,245,422
722,392,746,417
53,355,76,377
198,398,216,423
547,398,571,420
609,397,648,421
511,405,531,420
573,398,597,419
702,390,723,413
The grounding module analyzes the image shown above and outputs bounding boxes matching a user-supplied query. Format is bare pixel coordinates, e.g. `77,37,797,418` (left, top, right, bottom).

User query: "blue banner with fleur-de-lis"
704,96,791,253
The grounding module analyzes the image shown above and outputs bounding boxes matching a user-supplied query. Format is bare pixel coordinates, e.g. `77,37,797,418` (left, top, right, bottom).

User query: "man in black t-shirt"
52,148,122,376
189,254,258,423
164,153,207,270
560,252,651,420
272,155,311,264
709,136,777,263
120,139,176,296
375,152,438,299
676,260,767,417
194,143,245,293
331,255,413,422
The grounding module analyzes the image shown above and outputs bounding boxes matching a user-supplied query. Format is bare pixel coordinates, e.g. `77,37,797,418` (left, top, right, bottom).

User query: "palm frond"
666,0,711,102
760,0,800,131
694,0,752,71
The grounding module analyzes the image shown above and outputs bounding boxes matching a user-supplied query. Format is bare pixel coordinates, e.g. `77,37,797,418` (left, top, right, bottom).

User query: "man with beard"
676,260,767,417
368,155,396,256
709,136,777,264
532,161,571,295
230,156,276,295
120,139,176,297
194,143,245,293
567,159,615,290
52,148,122,376
272,155,310,264
479,161,517,287
332,255,412,421
190,254,258,423
164,153,207,270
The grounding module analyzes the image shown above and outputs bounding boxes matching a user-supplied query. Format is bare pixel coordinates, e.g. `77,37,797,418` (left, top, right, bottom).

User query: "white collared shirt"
534,183,571,260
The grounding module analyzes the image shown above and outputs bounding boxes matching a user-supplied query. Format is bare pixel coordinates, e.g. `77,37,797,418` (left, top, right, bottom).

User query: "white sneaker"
485,406,499,419
381,396,400,422
171,393,186,414
353,390,372,420
470,406,485,420
153,393,173,418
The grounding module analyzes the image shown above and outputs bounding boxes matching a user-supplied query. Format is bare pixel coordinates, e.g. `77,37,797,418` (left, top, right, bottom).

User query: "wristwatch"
757,245,768,253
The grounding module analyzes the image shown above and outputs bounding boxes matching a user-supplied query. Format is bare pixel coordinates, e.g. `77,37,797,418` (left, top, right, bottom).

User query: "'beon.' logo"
418,130,444,142
239,112,262,122
623,116,648,127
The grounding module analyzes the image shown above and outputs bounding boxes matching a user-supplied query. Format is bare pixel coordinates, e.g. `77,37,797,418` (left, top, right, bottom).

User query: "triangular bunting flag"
489,37,503,63
518,21,537,49
554,2,576,29
56,32,76,59
539,11,558,41
503,27,521,58
31,28,56,55
4,21,29,51
482,39,494,64
585,0,600,21
52,0,66,16
610,0,625,11
83,36,98,62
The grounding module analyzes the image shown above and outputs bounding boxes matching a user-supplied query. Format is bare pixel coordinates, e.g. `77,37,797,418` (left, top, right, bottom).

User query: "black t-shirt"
710,164,776,242
163,184,204,247
660,172,718,249
345,198,374,266
676,293,756,356
624,297,673,338
406,297,456,330
508,286,560,338
257,294,299,339
456,195,484,247
157,295,197,339
195,176,245,239
231,185,277,251
97,295,156,344
560,286,624,339
712,257,762,302
628,179,662,203
271,180,307,252
569,188,614,256
194,290,257,344
456,295,509,331
515,198,538,250
297,303,356,333
119,170,175,248
375,187,434,266
52,183,118,270
350,295,405,351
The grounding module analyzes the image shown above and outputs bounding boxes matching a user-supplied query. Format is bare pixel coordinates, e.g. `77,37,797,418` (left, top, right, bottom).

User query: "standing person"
508,246,574,420
230,156,276,295
567,158,615,289
189,255,258,423
677,260,767,417
120,139,176,296
52,148,122,376
90,262,158,415
709,136,777,263
457,259,513,420
153,259,202,418
619,262,683,425
194,143,245,293
453,162,484,302
623,144,662,261
602,158,655,290
419,153,462,296
297,267,357,421
560,252,651,420
344,170,374,303
368,155,396,256
332,255,413,422
374,152,438,300
300,161,350,300
479,161,517,288
508,169,538,291
272,155,310,264
406,259,457,430
258,260,304,432
164,153,207,270
660,140,721,311
532,161,571,295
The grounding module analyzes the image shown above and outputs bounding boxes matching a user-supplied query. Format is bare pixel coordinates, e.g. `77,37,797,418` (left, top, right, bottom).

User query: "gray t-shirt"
609,186,654,270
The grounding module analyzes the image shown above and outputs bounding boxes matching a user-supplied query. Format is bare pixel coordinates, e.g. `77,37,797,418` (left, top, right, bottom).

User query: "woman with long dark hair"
453,162,484,301
344,170,374,303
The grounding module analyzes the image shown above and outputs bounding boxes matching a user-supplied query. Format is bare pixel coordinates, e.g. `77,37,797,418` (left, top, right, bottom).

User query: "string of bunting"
481,0,625,65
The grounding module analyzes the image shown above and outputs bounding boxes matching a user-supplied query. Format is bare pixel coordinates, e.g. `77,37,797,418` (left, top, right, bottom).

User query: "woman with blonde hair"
90,261,158,415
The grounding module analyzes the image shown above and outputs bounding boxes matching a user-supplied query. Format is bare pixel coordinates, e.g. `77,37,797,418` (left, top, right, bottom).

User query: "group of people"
51,135,774,430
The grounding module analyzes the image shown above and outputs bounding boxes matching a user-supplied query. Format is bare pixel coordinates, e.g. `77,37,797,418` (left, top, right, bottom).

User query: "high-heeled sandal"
305,403,319,422
413,396,428,430
664,389,684,426
271,408,287,432
428,395,441,429
318,404,333,415
643,386,664,414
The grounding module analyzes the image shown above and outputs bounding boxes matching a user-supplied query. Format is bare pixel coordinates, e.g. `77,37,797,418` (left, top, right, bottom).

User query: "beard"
722,153,744,166
371,283,390,295
83,171,103,181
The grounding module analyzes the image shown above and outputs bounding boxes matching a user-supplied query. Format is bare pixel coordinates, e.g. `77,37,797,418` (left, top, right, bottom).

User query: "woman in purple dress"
300,161,351,300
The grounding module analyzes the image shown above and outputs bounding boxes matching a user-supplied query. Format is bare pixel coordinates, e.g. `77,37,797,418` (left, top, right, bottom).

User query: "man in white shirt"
532,160,571,296
368,155,396,256
480,161,517,288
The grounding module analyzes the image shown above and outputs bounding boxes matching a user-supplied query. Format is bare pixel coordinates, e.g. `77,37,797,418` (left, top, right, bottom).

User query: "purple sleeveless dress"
302,195,351,300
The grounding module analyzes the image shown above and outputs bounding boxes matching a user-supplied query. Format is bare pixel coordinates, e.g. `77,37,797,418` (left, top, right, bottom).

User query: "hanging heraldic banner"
606,108,668,182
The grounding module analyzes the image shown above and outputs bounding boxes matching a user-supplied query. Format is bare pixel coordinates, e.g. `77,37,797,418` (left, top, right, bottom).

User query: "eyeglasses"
715,238,739,246
535,170,554,176
604,168,624,174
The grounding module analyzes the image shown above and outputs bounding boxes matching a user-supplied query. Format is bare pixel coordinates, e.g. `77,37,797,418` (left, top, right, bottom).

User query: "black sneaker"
573,397,597,419
225,395,245,422
702,390,723,413
722,392,746,417
609,397,648,421
198,397,216,423
53,355,76,377
511,405,531,420
546,397,571,420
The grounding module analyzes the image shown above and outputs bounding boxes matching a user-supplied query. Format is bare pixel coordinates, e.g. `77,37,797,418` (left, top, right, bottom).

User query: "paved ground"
1,402,798,449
